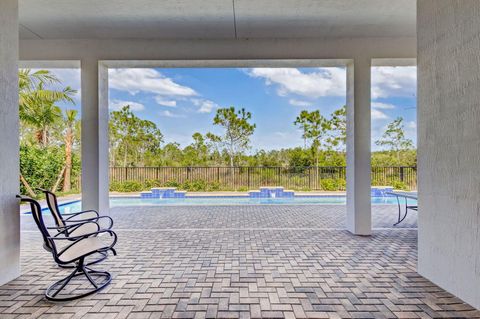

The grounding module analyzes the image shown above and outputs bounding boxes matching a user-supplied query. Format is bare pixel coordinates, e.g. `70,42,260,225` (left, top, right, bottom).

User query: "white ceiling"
19,0,416,40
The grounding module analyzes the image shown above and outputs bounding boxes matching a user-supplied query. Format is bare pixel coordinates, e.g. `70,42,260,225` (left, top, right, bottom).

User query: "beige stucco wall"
0,0,20,285
417,0,480,309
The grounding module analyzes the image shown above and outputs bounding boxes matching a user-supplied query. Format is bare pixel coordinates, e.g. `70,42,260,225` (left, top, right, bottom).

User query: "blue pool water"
46,195,415,214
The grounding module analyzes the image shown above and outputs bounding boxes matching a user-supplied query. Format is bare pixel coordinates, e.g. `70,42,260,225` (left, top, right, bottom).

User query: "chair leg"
45,258,112,302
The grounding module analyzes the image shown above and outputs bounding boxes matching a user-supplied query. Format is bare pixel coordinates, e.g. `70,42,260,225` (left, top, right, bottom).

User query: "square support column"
0,0,20,285
346,58,372,235
418,0,480,309
81,59,109,214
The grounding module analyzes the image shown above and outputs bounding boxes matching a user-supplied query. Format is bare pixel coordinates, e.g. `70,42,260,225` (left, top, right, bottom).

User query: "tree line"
109,104,415,168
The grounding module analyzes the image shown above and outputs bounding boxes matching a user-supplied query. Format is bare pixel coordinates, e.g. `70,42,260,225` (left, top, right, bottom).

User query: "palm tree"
18,69,76,147
19,69,75,119
63,109,78,192
22,98,62,146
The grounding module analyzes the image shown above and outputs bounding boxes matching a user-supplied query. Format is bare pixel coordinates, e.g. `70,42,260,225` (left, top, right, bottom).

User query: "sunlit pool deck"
4,203,479,318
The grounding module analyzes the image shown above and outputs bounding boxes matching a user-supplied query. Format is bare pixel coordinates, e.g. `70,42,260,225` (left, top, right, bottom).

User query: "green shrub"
110,180,144,192
163,180,180,188
206,181,221,191
181,180,206,191
371,178,409,190
336,178,346,191
144,179,163,189
390,179,408,190
178,180,221,191
20,145,66,194
319,178,346,191
320,179,337,191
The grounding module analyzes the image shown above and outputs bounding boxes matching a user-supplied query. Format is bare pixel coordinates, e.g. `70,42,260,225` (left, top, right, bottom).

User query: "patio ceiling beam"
0,0,20,286
19,37,416,62
19,60,80,69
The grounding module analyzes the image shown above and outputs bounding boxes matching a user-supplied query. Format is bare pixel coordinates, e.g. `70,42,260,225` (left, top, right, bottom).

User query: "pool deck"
3,204,479,318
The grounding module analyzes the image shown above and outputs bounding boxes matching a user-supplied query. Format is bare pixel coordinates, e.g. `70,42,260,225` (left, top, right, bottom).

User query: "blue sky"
46,66,417,152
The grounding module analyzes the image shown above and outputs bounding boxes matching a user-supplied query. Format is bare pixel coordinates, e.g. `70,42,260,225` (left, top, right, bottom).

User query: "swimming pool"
44,195,414,214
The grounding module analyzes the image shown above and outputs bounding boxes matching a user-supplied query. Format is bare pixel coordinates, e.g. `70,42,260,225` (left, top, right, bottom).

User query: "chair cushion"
68,211,98,221
68,222,100,237
58,237,109,263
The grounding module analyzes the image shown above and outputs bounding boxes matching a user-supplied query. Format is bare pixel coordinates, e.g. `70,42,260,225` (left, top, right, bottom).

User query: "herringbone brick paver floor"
1,205,478,318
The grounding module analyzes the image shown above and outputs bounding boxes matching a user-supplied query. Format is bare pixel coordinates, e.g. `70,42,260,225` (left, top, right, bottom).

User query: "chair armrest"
50,229,116,241
47,220,94,231
63,209,99,218
48,220,102,235
65,215,114,229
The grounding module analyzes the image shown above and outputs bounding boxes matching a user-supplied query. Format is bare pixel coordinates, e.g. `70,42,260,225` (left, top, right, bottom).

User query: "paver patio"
1,205,478,318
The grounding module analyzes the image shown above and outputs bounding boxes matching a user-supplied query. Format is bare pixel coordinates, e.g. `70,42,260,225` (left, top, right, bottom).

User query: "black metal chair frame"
38,188,114,267
38,188,113,229
18,195,117,302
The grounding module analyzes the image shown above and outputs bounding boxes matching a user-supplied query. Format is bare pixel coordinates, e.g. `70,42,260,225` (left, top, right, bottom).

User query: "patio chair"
17,195,117,301
37,188,113,267
38,188,113,228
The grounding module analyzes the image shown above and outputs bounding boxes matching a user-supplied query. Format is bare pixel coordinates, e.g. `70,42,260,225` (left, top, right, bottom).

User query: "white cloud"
406,121,417,130
370,101,395,122
247,67,346,98
109,68,197,97
41,68,80,90
371,66,417,99
372,102,395,110
289,99,311,107
109,99,145,111
155,97,177,107
405,121,417,145
274,131,288,138
159,110,184,118
192,98,219,113
371,109,389,120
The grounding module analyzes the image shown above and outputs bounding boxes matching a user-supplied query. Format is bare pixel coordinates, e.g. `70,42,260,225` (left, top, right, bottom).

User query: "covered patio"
3,205,479,318
1,0,480,317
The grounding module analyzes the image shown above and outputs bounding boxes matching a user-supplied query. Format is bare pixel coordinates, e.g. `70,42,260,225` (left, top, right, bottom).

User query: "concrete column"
418,0,480,309
81,59,109,214
0,0,20,285
346,58,372,235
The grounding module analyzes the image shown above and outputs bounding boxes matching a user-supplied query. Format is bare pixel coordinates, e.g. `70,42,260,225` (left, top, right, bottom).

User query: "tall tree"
205,132,223,165
294,110,330,168
183,132,209,166
109,105,163,166
161,142,183,166
62,109,78,192
327,105,347,150
212,107,256,167
375,117,413,162
294,110,311,149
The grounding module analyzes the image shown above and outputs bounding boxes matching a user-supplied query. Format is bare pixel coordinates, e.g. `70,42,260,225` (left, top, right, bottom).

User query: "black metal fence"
109,166,417,191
